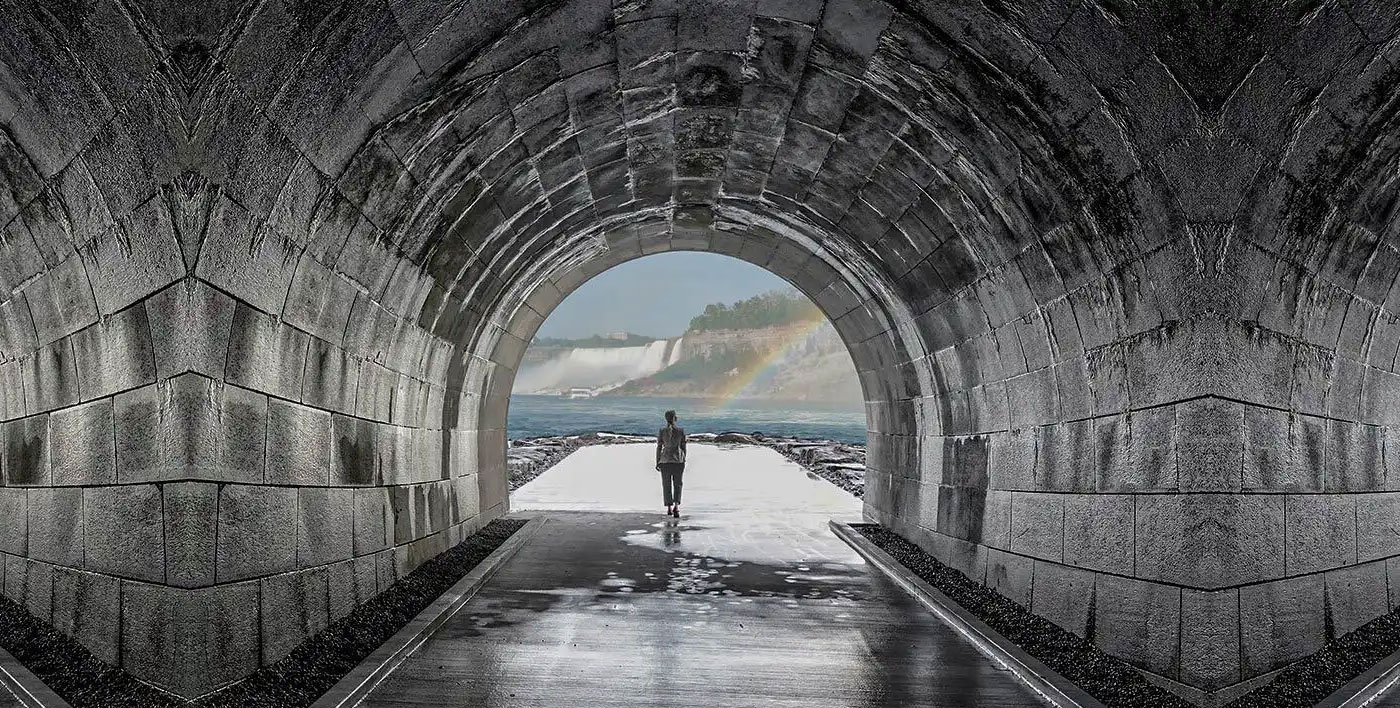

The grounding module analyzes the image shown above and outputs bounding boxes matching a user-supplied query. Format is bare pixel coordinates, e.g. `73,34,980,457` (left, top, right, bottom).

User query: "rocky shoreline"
506,432,866,495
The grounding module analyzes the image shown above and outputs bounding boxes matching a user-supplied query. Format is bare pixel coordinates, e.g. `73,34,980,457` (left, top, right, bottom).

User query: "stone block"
1030,560,1095,637
988,428,1036,490
261,567,330,664
1286,494,1357,575
984,548,1033,607
327,559,358,622
27,487,83,567
1,555,21,605
1240,574,1325,677
83,485,164,582
1063,494,1134,575
195,197,299,316
1243,406,1294,490
1127,405,1177,490
282,257,357,344
217,485,297,582
353,554,378,603
22,559,52,620
203,582,261,690
120,581,259,697
375,548,397,593
49,398,115,486
0,488,26,556
1093,414,1132,490
355,360,395,421
1325,560,1389,637
164,482,217,587
1286,414,1327,492
1006,368,1058,429
225,303,308,400
298,487,354,568
69,304,156,401
24,255,97,346
114,382,177,482
1087,344,1129,415
1095,574,1182,677
1326,420,1384,491
302,338,359,414
145,278,235,380
217,383,266,483
51,567,120,664
1358,492,1400,562
934,484,988,544
1136,494,1284,588
354,487,393,556
981,490,1011,550
169,374,224,480
1181,589,1240,690
78,201,184,316
0,295,38,366
1391,557,1400,611
1035,421,1094,491
266,399,332,485
21,338,80,413
332,414,378,485
1176,397,1244,491
3,418,50,487
1009,492,1063,562
0,359,25,419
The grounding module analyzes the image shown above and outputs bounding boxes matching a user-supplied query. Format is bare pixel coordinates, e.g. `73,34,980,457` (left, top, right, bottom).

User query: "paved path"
359,444,1044,708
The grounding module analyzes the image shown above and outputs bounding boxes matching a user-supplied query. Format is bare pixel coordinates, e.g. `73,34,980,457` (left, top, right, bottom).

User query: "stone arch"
10,0,1379,703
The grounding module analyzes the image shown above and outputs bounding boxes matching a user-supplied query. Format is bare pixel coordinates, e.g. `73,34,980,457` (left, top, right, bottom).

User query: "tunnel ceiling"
4,0,1400,701
0,0,1390,374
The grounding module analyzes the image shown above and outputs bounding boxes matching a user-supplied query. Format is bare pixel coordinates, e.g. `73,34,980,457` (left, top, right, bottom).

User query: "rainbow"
707,316,828,409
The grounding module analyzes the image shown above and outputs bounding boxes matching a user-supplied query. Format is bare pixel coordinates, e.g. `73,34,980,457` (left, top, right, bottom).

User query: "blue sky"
535,252,792,339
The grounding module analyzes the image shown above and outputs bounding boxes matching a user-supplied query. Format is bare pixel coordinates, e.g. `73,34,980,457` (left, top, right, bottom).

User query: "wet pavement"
359,443,1045,707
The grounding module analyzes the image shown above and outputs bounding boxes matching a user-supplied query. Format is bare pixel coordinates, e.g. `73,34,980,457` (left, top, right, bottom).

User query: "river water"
507,394,867,443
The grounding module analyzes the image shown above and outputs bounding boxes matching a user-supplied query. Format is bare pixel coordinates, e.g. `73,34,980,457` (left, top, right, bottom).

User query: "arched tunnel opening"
501,250,868,438
0,1,1398,706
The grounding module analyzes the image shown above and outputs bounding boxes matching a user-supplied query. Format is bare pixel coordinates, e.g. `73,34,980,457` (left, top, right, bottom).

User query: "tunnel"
1,0,1399,704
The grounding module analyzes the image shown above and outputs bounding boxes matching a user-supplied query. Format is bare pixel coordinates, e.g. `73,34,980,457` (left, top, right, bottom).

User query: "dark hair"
664,410,677,424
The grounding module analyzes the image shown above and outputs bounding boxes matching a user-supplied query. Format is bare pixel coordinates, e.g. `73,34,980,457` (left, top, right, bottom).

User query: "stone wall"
2,0,1400,703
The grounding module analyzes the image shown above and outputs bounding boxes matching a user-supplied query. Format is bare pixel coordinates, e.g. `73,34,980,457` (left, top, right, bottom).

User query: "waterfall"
666,335,685,366
513,340,678,394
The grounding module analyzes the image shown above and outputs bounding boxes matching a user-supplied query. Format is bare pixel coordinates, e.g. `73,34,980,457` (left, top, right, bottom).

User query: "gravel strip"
852,524,1193,708
1,519,526,708
0,598,178,708
1224,611,1400,708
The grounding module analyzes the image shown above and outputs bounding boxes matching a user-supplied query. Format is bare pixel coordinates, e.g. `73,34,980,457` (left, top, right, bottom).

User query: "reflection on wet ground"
359,444,1044,708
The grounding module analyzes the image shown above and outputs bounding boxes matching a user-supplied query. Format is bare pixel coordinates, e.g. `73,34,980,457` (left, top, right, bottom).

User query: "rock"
713,432,756,444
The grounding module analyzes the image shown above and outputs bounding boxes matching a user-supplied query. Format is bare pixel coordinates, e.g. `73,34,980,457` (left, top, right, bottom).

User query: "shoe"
671,506,680,518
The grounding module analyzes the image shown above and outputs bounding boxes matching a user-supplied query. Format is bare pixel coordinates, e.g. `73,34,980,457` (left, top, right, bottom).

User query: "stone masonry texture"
1,0,1399,703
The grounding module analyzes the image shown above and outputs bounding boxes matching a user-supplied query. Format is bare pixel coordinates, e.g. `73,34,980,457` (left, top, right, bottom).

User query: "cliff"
603,320,862,404
513,290,863,405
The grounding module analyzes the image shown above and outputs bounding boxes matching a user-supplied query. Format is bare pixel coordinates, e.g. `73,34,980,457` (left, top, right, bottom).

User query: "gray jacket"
656,425,687,465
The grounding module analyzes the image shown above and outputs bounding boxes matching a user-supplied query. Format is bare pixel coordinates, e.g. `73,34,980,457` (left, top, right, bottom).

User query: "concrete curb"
0,646,72,708
1315,646,1400,708
310,515,547,708
829,521,1106,708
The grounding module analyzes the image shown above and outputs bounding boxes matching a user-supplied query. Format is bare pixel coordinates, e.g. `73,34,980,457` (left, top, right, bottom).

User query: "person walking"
656,410,687,517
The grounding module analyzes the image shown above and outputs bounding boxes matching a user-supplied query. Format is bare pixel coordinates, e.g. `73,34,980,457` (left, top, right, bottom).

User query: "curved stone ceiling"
0,0,1399,703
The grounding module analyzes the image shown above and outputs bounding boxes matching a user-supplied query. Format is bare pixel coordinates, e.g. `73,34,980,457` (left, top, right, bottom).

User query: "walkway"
358,443,1045,707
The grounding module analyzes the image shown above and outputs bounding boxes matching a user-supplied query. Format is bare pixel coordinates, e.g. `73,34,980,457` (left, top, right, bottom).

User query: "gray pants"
659,463,684,506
